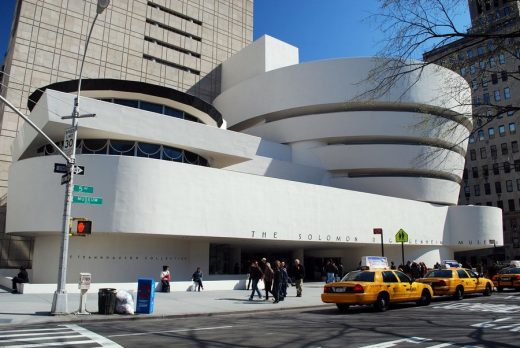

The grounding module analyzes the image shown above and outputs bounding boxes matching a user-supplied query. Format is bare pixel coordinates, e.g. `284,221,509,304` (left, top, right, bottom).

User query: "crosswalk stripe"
63,324,123,348
2,340,97,348
0,329,68,334
0,334,84,343
0,331,72,338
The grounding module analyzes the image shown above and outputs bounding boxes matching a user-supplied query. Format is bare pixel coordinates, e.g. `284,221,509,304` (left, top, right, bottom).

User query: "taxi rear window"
424,270,453,278
502,267,520,274
344,271,375,282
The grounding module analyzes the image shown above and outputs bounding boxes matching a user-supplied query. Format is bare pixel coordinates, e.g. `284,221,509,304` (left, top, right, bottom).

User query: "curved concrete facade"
214,57,472,205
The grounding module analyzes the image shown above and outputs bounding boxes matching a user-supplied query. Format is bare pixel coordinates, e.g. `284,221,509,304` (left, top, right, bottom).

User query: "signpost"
373,228,384,257
395,228,409,266
63,126,76,157
54,163,85,175
73,185,93,194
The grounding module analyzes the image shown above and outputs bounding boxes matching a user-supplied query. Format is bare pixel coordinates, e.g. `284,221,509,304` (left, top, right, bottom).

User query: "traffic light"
77,220,92,235
70,218,92,236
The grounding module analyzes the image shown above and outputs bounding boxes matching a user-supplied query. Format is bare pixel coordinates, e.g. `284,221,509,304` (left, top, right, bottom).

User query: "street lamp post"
51,0,110,315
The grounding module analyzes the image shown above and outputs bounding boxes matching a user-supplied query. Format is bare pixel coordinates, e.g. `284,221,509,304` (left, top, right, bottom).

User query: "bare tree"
363,0,520,169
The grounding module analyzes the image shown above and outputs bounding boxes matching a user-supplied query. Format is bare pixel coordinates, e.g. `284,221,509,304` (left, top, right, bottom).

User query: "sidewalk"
0,282,329,327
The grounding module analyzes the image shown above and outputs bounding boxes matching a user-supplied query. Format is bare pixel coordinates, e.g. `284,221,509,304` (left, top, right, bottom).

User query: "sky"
0,0,471,65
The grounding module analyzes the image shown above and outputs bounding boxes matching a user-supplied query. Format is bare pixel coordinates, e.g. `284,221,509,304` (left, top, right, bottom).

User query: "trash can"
98,288,117,314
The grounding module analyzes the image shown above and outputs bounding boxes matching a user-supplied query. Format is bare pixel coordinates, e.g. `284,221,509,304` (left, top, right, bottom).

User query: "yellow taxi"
492,267,520,291
321,268,434,312
416,268,493,299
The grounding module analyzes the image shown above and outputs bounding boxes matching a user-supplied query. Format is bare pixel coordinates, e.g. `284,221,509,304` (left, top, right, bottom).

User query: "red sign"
373,228,383,235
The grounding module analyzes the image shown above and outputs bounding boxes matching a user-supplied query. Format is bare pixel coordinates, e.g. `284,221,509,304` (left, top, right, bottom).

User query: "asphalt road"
2,291,520,347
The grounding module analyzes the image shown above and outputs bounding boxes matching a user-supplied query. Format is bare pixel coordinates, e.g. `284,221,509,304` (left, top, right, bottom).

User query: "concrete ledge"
1,277,252,294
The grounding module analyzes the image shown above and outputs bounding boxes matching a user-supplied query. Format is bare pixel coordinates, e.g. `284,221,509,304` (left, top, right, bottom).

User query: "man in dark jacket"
248,261,263,300
293,259,305,297
12,266,29,294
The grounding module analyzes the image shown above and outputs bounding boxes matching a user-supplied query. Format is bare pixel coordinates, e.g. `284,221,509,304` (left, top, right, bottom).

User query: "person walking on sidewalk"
280,261,289,300
248,261,263,300
293,259,305,297
192,267,204,291
325,259,338,283
272,260,282,303
263,262,274,300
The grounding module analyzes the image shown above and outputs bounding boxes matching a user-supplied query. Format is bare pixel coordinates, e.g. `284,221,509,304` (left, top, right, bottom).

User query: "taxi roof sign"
361,256,388,269
442,260,461,268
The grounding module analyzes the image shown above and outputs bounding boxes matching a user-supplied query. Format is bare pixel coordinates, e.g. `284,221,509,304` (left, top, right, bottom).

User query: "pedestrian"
411,262,421,280
390,261,396,270
246,260,253,290
160,265,171,293
325,259,338,283
248,261,263,301
263,262,274,300
336,263,344,281
280,261,289,300
272,260,282,303
192,267,204,291
11,266,29,294
293,258,305,297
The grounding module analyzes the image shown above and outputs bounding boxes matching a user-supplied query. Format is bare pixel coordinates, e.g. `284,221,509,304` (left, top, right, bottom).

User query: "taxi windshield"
342,271,375,282
424,270,453,278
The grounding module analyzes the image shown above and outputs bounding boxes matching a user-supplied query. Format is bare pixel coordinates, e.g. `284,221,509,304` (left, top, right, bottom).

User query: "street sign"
73,196,103,205
373,228,383,235
73,185,93,194
63,126,76,157
53,163,84,175
61,173,71,185
395,229,409,243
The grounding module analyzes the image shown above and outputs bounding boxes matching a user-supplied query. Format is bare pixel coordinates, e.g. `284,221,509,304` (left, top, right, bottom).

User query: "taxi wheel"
336,304,350,312
417,290,432,306
453,286,464,300
483,284,492,296
374,293,389,312
497,287,504,292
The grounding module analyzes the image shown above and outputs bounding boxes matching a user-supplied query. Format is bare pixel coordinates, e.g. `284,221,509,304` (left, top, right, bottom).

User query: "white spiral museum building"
5,36,502,288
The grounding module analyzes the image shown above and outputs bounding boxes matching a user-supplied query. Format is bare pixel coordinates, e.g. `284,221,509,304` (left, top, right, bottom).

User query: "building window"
515,160,520,172
464,186,470,197
491,73,498,84
495,90,501,102
483,93,490,104
507,105,514,116
496,182,502,194
488,127,495,138
479,60,486,69
460,67,467,76
504,87,511,100
501,70,508,81
480,147,487,159
497,201,504,210
486,201,493,206
478,129,485,140
469,134,476,143
513,141,519,153
507,180,514,192
482,76,489,87
467,49,474,59
504,161,511,173
499,53,505,64
463,168,468,180
485,183,491,195
499,125,505,136
470,149,477,160
477,46,485,56
509,199,516,211
491,145,497,159
489,57,496,67
483,165,489,177
501,142,508,155
472,167,479,178
509,122,516,134
493,162,499,174
471,64,477,74
517,179,520,191
474,185,481,196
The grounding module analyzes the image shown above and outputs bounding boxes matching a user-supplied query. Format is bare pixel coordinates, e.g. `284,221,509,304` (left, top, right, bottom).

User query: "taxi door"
382,271,408,301
457,269,478,293
467,269,485,292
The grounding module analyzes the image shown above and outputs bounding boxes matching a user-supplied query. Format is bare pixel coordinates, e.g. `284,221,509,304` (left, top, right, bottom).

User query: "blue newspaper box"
136,278,155,314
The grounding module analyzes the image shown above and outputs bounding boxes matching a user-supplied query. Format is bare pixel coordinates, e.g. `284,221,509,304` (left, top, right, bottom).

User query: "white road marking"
63,324,123,347
0,334,83,343
358,336,431,348
433,302,520,313
0,329,68,334
0,331,72,338
108,325,234,338
2,340,96,347
471,317,511,328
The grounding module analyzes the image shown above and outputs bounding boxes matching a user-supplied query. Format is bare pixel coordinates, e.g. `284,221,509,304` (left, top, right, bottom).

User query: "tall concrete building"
424,0,520,263
0,0,253,267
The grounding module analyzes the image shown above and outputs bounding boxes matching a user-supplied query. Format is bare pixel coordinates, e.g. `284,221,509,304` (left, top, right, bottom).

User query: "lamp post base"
51,291,68,315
